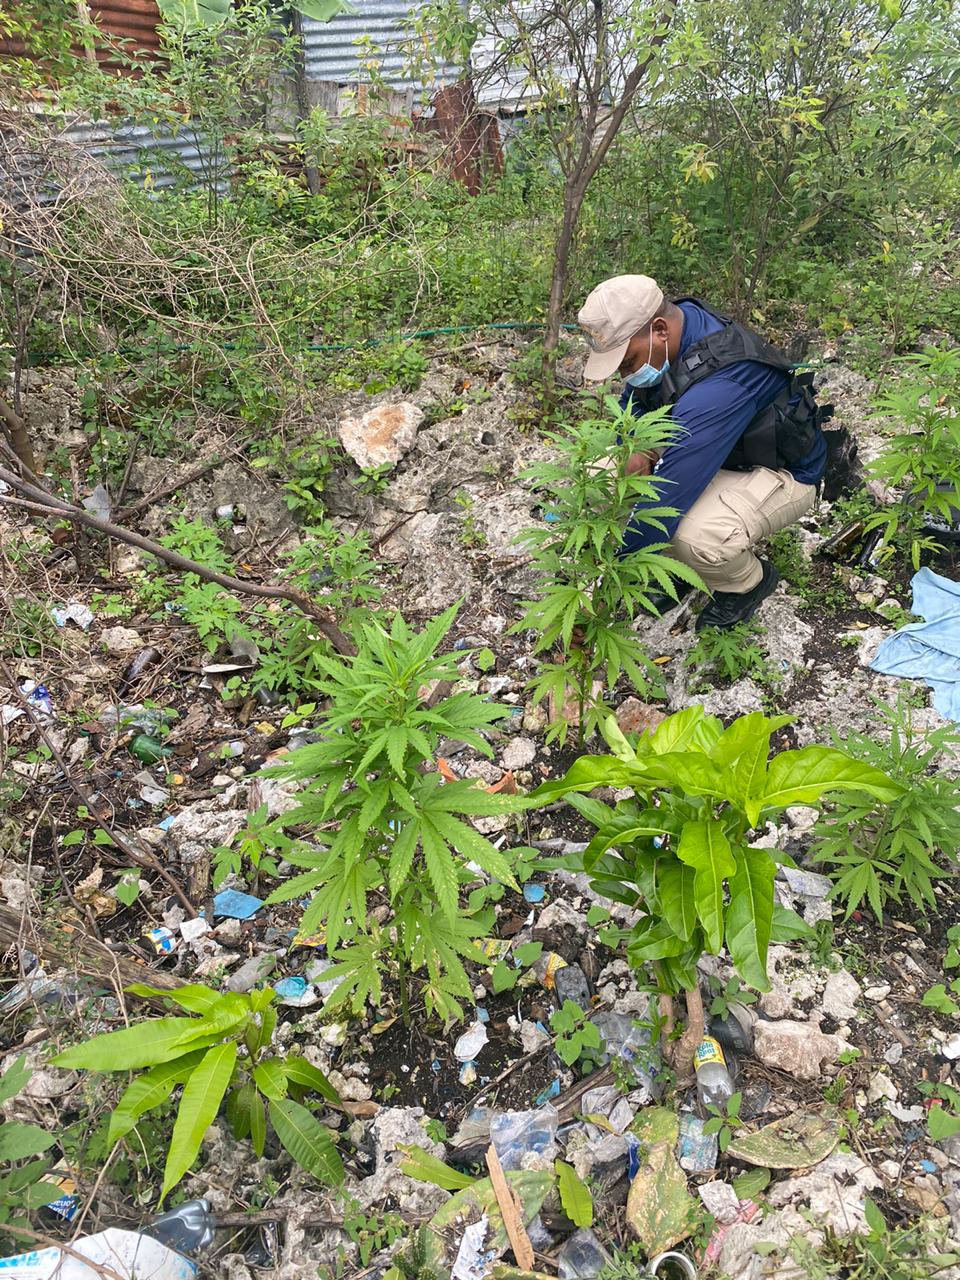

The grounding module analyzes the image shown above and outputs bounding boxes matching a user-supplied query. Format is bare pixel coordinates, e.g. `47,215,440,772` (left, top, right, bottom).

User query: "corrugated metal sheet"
62,119,218,192
0,0,161,69
300,0,459,91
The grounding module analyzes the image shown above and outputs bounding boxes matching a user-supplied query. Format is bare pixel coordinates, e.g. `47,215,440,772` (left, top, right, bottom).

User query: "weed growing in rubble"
812,694,960,921
682,619,774,691
0,1056,61,1248
262,605,526,1023
53,982,342,1202
863,346,960,569
514,394,700,746
533,706,901,1053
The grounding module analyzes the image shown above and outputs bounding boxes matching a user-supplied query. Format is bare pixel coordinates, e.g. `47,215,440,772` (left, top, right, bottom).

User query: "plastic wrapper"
490,1104,559,1171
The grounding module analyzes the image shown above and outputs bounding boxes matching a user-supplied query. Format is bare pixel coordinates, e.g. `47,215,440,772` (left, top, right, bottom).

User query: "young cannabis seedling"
263,605,525,1023
864,345,960,568
812,694,960,920
514,393,700,746
52,983,342,1202
683,619,773,690
532,706,901,1062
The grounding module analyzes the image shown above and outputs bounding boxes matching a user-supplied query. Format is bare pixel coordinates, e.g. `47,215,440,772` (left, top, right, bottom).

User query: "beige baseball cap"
578,275,664,381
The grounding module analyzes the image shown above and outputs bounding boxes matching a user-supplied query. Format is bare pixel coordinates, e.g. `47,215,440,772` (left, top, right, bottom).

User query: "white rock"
501,737,536,771
520,1020,550,1055
943,1034,960,1060
864,984,891,1001
754,1019,848,1080
337,401,423,470
867,1072,898,1104
883,1043,904,1066
768,1151,882,1234
100,625,142,654
821,970,861,1021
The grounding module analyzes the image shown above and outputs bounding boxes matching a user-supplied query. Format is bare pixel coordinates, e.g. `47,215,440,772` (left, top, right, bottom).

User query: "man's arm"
621,366,788,553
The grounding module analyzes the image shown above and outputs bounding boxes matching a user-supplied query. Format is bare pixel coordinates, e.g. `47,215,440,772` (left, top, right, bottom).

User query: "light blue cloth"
870,567,960,719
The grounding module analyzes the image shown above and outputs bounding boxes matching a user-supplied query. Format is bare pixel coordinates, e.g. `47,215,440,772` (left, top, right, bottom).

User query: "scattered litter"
273,977,317,1007
677,1112,718,1174
51,602,94,630
81,483,112,521
557,1227,611,1279
703,1199,763,1264
133,770,170,805
522,882,545,903
870,567,960,718
44,1167,80,1222
708,1004,755,1056
451,1215,492,1280
535,1078,561,1106
213,889,264,920
628,1108,698,1253
120,647,163,689
0,1227,195,1278
455,1021,489,1062
695,1035,735,1109
698,1180,741,1225
726,1111,840,1168
490,1105,559,1171
143,926,178,957
129,735,173,765
533,951,567,989
179,917,210,943
650,1250,698,1278
475,1006,490,1024
459,1062,477,1086
0,968,60,1015
157,815,176,832
23,681,53,717
146,1198,216,1252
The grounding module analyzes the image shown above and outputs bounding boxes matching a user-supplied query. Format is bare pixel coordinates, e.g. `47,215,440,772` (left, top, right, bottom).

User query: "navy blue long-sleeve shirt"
620,301,826,553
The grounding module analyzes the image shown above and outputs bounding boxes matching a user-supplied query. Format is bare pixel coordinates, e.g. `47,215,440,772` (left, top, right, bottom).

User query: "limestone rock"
100,625,142,654
767,1151,882,1234
820,969,861,1021
501,736,536,771
753,1018,847,1080
337,401,423,470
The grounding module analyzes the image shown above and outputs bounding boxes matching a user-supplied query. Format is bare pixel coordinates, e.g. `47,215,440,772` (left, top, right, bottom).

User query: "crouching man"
578,275,831,630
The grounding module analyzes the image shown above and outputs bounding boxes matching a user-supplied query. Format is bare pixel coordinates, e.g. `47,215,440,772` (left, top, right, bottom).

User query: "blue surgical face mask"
624,329,669,389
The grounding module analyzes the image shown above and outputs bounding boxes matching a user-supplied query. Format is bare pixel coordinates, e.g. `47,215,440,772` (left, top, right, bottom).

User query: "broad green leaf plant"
52,983,342,1203
263,605,525,1023
514,394,701,745
531,706,902,1059
0,1056,60,1248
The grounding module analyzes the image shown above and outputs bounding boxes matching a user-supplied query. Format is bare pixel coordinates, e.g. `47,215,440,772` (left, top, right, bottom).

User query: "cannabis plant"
864,345,960,568
532,707,901,1058
514,394,700,746
682,619,772,691
812,695,960,920
263,605,523,1022
53,983,342,1203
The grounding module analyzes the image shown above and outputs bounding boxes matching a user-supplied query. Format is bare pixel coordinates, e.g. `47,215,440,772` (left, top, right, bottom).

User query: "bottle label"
694,1036,726,1070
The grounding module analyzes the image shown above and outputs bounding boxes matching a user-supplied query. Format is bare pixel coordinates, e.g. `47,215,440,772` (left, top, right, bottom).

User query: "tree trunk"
672,982,706,1079
0,394,37,477
290,9,321,197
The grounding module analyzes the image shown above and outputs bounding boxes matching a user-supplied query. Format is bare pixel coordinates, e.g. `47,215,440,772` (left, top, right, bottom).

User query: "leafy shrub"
262,605,525,1022
514,394,699,745
0,1056,60,1248
532,707,901,998
864,346,960,568
53,983,342,1203
812,695,960,920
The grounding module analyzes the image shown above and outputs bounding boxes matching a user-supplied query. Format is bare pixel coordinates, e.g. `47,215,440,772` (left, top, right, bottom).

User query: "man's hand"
625,450,660,476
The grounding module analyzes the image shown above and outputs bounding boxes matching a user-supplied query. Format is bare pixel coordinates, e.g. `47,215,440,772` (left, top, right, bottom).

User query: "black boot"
695,560,780,632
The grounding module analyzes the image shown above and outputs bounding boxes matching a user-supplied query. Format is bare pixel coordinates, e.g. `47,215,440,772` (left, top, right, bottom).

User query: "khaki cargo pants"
668,467,816,594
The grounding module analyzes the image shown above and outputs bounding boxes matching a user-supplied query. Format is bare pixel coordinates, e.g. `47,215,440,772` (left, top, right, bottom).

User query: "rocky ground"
3,338,960,1278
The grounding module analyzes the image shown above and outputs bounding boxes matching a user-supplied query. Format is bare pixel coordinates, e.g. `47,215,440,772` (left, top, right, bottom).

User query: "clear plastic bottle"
694,1035,735,1109
144,1198,216,1253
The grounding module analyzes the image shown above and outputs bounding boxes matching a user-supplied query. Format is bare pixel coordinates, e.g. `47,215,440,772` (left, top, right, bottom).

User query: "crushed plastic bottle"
557,1226,612,1278
694,1036,735,1110
145,1198,216,1253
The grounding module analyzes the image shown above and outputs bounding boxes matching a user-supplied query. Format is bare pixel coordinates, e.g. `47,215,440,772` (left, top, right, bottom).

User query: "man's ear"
651,316,670,339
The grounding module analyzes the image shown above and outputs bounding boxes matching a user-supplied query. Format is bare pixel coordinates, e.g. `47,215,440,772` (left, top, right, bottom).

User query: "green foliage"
490,940,543,994
812,696,960,920
549,1000,603,1070
767,529,814,599
555,1158,594,1228
702,1090,743,1154
683,619,773,690
211,803,285,891
263,605,527,1022
52,983,342,1202
531,706,902,995
0,1057,59,1249
788,1203,960,1279
706,974,757,1020
864,346,960,568
514,395,700,745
